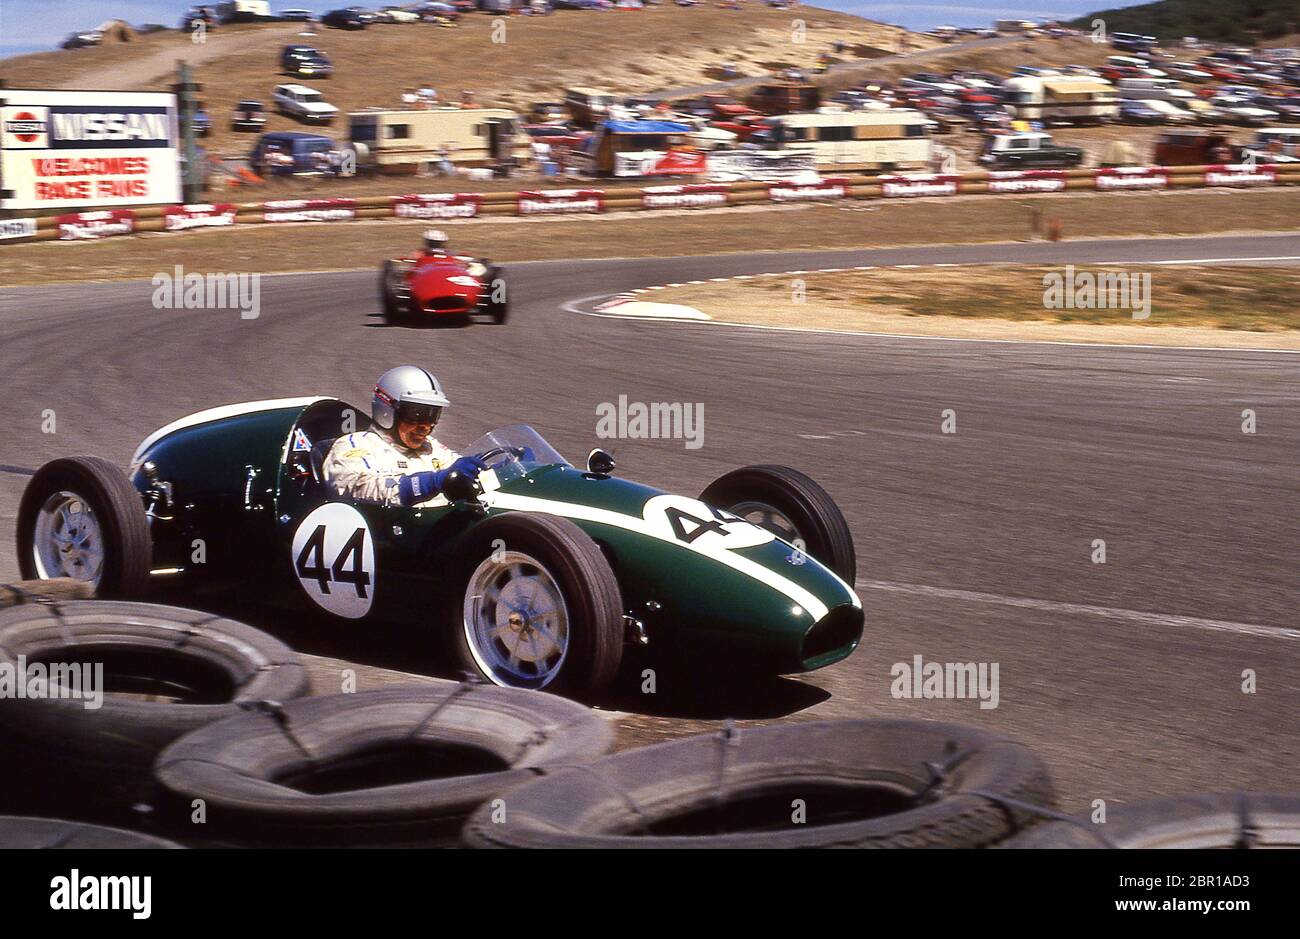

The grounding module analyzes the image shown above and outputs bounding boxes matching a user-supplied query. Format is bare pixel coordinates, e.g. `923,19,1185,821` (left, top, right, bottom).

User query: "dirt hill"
0,6,935,155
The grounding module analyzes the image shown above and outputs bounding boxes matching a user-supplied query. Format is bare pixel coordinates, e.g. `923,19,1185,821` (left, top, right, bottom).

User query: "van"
753,109,931,169
565,88,620,128
249,131,337,176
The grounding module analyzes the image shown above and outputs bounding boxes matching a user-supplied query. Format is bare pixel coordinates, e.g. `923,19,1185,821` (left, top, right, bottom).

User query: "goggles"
395,402,443,426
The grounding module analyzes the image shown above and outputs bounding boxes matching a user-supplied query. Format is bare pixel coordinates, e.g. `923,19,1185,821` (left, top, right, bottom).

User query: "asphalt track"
0,231,1297,810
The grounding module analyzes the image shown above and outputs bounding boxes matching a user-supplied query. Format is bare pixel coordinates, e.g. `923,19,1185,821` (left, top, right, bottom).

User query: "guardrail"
3,163,1296,245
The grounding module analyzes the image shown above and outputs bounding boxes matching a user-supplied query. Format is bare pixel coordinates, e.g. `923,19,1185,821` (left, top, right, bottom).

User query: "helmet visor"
395,402,443,426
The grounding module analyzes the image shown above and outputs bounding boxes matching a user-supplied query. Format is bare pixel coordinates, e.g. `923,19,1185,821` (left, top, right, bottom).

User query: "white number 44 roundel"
291,503,376,619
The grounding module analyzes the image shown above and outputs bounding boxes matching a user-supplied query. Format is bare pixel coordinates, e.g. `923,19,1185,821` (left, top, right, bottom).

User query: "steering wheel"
476,445,531,469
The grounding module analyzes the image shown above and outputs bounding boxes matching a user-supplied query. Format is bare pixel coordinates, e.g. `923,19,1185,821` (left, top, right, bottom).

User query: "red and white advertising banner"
878,173,961,198
516,189,604,215
641,183,730,209
263,198,357,223
392,192,484,219
0,217,38,241
56,209,136,240
1204,163,1277,187
1,89,180,211
767,177,852,202
986,169,1067,193
651,149,708,176
1094,166,1168,190
162,203,237,231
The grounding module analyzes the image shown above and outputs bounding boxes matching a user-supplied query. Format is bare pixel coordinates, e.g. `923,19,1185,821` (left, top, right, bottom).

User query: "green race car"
17,396,863,695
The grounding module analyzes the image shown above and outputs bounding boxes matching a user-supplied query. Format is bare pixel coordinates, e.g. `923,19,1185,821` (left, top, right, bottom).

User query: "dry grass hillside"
0,7,933,155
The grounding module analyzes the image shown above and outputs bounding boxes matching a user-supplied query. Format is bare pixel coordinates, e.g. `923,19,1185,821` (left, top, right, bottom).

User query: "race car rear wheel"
484,265,509,324
700,464,856,587
379,259,407,322
450,513,623,697
17,456,151,598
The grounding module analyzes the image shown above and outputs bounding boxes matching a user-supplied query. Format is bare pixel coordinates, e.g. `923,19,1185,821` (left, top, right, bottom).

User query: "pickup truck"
978,132,1084,168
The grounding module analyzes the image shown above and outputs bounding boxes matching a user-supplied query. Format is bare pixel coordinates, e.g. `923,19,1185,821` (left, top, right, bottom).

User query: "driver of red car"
420,228,451,257
324,365,486,506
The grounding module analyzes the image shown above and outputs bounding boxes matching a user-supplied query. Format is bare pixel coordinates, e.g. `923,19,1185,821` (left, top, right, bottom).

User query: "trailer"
348,107,529,173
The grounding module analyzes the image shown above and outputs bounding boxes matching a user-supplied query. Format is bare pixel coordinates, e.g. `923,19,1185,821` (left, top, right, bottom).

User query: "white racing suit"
324,429,460,506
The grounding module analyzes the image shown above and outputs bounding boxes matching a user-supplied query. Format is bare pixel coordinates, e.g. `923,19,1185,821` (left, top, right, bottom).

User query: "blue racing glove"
397,456,488,506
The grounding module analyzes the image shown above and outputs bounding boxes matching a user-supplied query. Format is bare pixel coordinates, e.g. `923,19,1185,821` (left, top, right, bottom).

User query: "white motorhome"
1002,75,1118,125
752,109,932,169
217,0,271,22
348,107,529,172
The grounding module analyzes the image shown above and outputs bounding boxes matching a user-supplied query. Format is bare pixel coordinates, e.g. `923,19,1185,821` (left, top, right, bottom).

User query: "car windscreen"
463,424,569,484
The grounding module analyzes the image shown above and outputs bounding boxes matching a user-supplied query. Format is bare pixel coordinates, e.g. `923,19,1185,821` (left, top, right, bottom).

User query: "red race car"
379,232,509,325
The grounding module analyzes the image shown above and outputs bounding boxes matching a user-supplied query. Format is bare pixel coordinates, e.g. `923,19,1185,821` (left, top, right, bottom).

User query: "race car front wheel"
450,513,623,697
16,456,151,598
700,464,857,587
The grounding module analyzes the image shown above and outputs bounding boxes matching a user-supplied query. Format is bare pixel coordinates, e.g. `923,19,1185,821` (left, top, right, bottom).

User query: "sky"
0,0,1146,58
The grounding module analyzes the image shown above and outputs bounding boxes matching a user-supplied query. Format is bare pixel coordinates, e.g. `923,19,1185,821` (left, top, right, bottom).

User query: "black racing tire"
1003,793,1300,849
0,601,309,822
462,718,1055,848
449,513,624,697
152,685,614,847
700,464,857,586
484,265,509,324
379,260,406,321
17,456,151,598
0,816,182,849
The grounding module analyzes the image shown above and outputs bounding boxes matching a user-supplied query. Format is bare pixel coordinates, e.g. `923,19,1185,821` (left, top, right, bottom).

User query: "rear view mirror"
586,448,616,475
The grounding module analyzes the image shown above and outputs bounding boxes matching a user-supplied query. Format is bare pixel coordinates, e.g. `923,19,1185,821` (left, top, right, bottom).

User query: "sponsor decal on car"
879,173,961,198
516,189,604,215
263,197,357,222
392,192,483,219
1204,163,1277,187
1095,166,1168,190
768,177,852,202
641,184,730,209
986,169,1067,193
162,203,237,231
55,209,136,240
0,217,38,241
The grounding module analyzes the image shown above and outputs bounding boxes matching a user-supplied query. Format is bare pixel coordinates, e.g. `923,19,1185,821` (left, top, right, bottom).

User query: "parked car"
1118,100,1167,124
1206,96,1279,126
248,131,338,175
192,106,212,137
321,8,366,28
528,102,569,123
1242,128,1300,163
273,83,339,124
1140,99,1198,124
1248,95,1300,123
279,8,317,21
378,6,422,21
1167,62,1213,82
60,31,103,49
232,99,267,132
978,131,1085,168
281,45,334,79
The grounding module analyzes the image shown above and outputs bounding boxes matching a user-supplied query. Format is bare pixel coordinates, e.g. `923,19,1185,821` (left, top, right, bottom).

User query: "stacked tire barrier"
0,589,1295,849
3,162,1296,245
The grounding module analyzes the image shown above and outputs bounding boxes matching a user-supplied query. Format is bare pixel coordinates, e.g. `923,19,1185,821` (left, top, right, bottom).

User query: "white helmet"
372,365,450,431
423,228,449,254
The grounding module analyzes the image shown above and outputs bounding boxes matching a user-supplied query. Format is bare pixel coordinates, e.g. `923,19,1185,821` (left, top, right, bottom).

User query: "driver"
419,228,451,257
324,365,486,506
